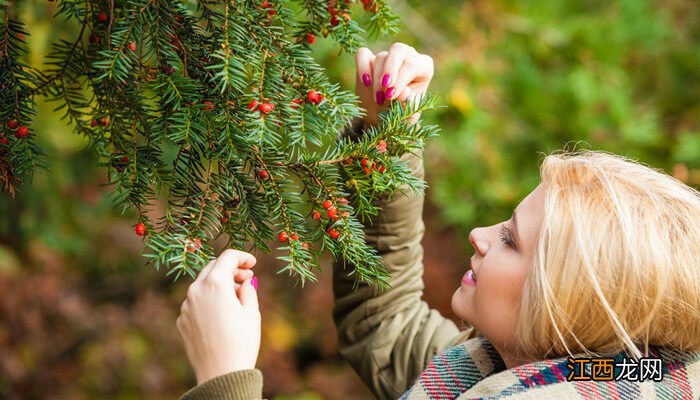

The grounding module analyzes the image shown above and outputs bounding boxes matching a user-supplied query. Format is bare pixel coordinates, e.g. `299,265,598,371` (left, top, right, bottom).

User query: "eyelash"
499,224,515,248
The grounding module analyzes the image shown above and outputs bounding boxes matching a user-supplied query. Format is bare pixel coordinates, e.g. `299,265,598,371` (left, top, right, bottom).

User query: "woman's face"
451,183,546,367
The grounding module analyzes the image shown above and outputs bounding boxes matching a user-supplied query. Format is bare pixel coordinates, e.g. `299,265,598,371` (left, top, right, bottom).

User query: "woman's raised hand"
176,249,260,385
354,42,434,127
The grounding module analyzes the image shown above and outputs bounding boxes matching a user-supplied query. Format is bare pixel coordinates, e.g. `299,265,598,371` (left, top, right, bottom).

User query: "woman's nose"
469,228,489,256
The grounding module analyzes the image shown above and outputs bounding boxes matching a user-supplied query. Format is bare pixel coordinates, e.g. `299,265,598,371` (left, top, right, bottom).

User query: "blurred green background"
1,0,698,399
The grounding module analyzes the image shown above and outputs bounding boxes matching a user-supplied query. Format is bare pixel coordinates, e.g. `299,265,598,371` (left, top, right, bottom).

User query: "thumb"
239,277,260,309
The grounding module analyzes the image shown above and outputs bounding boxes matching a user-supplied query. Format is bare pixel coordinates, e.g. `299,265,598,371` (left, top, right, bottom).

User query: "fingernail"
381,74,391,87
375,91,385,105
251,277,258,291
385,87,395,99
362,73,371,87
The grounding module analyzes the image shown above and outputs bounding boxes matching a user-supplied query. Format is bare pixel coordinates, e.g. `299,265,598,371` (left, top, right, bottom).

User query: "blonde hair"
515,147,700,360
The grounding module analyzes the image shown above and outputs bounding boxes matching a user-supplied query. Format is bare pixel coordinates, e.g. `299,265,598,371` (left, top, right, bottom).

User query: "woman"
177,44,700,399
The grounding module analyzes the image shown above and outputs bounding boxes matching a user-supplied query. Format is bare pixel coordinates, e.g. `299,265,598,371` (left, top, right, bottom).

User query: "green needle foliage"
0,0,440,288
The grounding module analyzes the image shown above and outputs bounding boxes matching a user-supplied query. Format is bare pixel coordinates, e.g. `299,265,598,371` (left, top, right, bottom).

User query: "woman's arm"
177,251,264,400
332,141,474,400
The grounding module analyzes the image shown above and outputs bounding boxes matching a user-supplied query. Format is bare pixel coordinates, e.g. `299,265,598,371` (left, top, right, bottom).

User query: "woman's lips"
462,269,476,286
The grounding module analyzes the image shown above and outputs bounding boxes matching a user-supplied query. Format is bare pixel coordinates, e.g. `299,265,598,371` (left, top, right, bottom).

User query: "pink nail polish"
381,74,391,87
385,87,395,99
251,277,258,291
362,73,371,87
376,91,385,105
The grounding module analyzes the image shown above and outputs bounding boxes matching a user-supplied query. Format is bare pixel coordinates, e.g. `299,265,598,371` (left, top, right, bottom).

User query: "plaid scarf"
400,337,700,399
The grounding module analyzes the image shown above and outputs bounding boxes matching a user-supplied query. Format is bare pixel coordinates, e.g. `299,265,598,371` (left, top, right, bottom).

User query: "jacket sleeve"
179,369,264,400
332,120,475,400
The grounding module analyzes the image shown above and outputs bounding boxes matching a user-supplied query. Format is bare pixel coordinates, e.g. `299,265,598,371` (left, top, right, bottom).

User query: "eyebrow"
511,209,522,250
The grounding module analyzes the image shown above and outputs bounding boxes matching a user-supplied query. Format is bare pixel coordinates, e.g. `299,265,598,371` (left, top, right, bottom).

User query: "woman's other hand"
176,249,260,385
355,42,434,127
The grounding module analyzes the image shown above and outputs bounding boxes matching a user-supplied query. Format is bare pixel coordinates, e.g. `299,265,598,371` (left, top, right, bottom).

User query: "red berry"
258,170,269,179
311,210,321,220
341,211,350,218
6,119,19,129
15,126,28,138
90,119,98,127
127,41,136,51
377,140,387,154
330,15,339,26
363,167,371,175
337,197,348,205
267,8,276,15
261,0,269,7
302,242,309,249
203,100,214,110
0,138,8,145
259,102,274,114
135,222,146,237
322,199,333,209
290,233,299,241
327,207,338,218
97,12,108,23
248,99,259,111
100,117,109,127
307,90,323,104
361,158,369,167
278,232,289,242
306,33,315,44
327,228,340,240
378,165,386,173
291,98,301,109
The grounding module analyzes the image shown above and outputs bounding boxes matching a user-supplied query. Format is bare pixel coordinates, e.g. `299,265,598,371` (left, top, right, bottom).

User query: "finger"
373,52,388,106
194,259,216,284
208,249,257,284
381,43,414,96
356,47,374,89
234,269,254,283
239,278,260,309
386,62,417,102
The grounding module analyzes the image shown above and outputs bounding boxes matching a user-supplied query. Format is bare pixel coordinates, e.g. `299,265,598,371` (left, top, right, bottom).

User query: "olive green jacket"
180,125,472,400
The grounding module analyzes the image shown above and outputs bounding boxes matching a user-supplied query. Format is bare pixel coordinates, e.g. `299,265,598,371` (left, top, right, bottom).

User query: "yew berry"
377,139,387,154
278,232,289,242
337,197,348,205
327,207,338,218
322,199,333,209
306,33,315,44
90,119,98,127
327,228,340,240
311,210,321,220
203,100,214,110
6,119,19,129
302,242,309,249
291,98,301,109
127,41,136,51
0,138,8,145
258,170,269,179
261,0,269,7
15,126,29,139
361,158,369,167
135,223,146,237
363,167,371,175
330,15,339,26
259,102,274,114
100,117,109,127
290,233,299,241
248,99,260,112
97,12,108,23
341,211,350,218
267,8,276,15
379,165,386,173
307,90,323,104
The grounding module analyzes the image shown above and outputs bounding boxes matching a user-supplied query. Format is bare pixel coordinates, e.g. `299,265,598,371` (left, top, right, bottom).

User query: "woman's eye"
499,224,515,248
